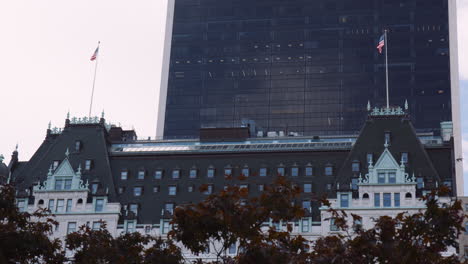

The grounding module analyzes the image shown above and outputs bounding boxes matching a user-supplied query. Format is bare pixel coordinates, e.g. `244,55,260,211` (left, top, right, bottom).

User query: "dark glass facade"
164,0,452,138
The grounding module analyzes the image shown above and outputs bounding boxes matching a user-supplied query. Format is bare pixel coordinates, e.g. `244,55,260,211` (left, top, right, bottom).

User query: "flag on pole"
376,34,385,54
90,45,99,61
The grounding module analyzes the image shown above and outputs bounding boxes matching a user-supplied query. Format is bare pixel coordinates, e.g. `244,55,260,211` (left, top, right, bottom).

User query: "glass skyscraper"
158,0,459,139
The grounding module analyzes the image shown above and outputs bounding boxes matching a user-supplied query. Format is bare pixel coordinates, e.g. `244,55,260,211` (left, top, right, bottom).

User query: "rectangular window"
172,170,180,179
56,199,64,212
352,162,360,172
259,168,267,177
121,171,128,180
133,187,143,197
401,152,408,163
64,179,72,190
304,183,312,193
168,186,177,196
129,204,138,215
394,193,400,207
53,160,60,170
351,178,358,190
291,167,299,177
228,243,236,254
302,219,309,232
325,166,333,176
189,169,197,178
417,177,424,189
330,218,339,231
340,194,349,208
17,200,26,212
239,184,248,191
204,185,213,195
95,199,104,212
374,193,381,207
326,183,332,190
388,172,396,184
258,184,264,191
48,199,55,211
162,221,170,234
85,160,92,170
75,141,81,151
154,170,163,179
127,221,135,233
55,179,63,190
302,200,311,211
224,168,232,177
67,222,77,234
277,167,285,176
118,187,125,194
153,186,160,193
138,170,145,180
366,153,373,164
165,203,174,214
384,132,391,144
305,166,313,177
242,168,249,177
92,221,101,230
383,193,391,207
91,183,98,194
188,185,194,192
207,168,215,178
66,199,72,212
378,172,386,184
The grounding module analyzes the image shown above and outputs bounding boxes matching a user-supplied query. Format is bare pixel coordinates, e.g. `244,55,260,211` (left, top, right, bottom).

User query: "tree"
143,237,184,264
169,176,309,263
0,184,65,264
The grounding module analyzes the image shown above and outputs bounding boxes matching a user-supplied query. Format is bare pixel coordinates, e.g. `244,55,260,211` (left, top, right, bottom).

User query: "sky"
1,0,468,192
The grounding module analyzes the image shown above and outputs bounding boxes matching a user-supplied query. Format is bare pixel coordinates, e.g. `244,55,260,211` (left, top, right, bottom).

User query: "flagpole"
89,41,100,118
384,30,389,108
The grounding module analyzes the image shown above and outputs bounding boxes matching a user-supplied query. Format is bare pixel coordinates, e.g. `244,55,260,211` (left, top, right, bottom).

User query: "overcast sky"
1,0,468,192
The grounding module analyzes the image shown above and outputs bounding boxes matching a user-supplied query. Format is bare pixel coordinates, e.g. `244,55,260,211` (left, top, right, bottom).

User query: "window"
378,172,386,184
405,192,412,199
64,179,72,190
38,199,44,206
66,199,72,212
366,153,373,164
48,199,55,211
305,166,313,177
325,166,333,176
127,221,135,233
228,243,237,254
129,204,138,215
330,218,339,231
443,180,452,189
302,200,311,211
242,168,249,177
259,168,267,177
172,170,180,179
95,199,104,212
291,167,299,177
326,183,332,190
153,186,160,193
67,222,77,234
401,152,408,163
340,194,349,208
92,221,101,230
258,184,265,191
388,172,396,184
75,140,81,151
394,193,400,207
302,219,310,232
189,169,197,178
363,193,369,199
53,160,60,170
121,170,128,180
207,168,215,178
168,186,177,196
353,219,362,231
17,200,26,212
277,167,285,176
351,178,358,190
138,170,145,180
239,184,248,191
118,187,125,194
204,185,213,195
224,168,232,177
304,183,312,193
91,183,98,194
55,179,63,190
465,204,468,212
383,193,391,207
154,170,163,179
417,177,424,189
56,199,65,212
85,160,92,170
384,132,391,144
465,223,468,235
165,203,174,214
374,193,381,207
188,185,194,192
162,220,170,234
133,187,143,196
77,198,83,205
352,162,360,172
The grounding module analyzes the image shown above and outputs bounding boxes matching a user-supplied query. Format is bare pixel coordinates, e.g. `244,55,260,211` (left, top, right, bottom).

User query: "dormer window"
401,152,408,164
172,170,180,179
207,168,215,178
384,132,391,144
352,162,360,172
224,168,232,177
325,165,333,176
75,140,81,152
378,172,385,184
85,160,93,171
417,177,424,189
340,193,349,208
137,170,145,180
241,168,249,177
129,203,138,216
95,199,104,212
53,160,60,170
120,170,128,180
277,167,285,176
189,169,197,178
259,168,267,177
388,172,396,183
305,166,313,177
366,153,373,165
91,183,99,194
154,170,163,179
291,167,299,177
55,178,72,190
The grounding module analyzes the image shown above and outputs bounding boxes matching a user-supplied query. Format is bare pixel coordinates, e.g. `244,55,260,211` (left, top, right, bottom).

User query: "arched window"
362,193,369,199
38,199,44,206
77,198,83,205
405,192,412,199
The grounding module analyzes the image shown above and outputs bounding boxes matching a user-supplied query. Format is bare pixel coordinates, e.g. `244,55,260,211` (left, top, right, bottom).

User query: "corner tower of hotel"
157,0,462,195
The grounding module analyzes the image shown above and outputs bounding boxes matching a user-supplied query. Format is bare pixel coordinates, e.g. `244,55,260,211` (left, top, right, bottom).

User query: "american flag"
376,34,385,54
90,45,99,61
